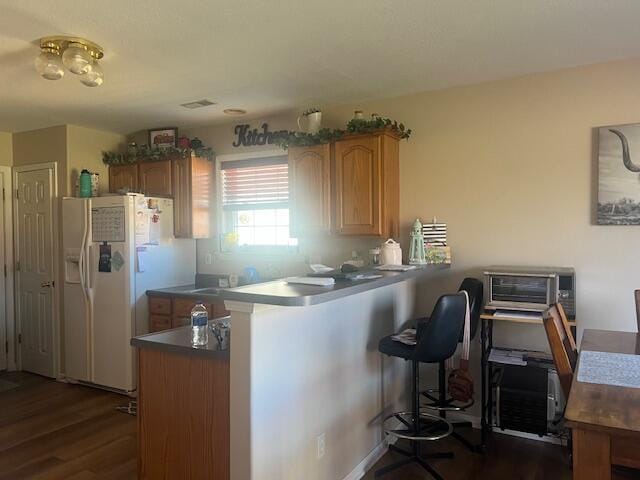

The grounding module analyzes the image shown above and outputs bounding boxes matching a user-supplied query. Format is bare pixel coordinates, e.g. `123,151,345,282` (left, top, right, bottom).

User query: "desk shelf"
480,313,577,326
479,310,578,448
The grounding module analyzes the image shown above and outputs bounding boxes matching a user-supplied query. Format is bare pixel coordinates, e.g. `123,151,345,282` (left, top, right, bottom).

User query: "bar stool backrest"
414,292,466,364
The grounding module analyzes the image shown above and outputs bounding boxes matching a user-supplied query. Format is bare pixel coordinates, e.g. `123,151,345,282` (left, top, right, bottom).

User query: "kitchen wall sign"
233,123,289,148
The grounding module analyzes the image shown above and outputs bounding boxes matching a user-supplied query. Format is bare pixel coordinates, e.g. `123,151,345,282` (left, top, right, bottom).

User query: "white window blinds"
221,156,289,210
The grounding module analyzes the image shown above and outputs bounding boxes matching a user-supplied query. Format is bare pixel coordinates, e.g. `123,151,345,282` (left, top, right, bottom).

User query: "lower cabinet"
148,295,229,333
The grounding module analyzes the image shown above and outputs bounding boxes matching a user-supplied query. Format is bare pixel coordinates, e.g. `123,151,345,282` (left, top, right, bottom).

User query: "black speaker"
496,365,548,435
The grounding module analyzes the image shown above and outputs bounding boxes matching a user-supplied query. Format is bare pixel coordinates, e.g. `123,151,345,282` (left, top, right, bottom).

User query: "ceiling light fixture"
35,36,104,87
223,108,247,116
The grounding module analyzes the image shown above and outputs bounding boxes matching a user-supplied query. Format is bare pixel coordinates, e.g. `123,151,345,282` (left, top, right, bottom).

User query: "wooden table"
565,329,640,480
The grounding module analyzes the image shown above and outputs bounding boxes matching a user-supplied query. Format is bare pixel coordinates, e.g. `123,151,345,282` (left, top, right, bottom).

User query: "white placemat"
577,350,640,388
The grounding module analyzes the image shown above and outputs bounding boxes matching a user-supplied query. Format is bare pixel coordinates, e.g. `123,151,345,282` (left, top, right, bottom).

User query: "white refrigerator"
62,194,195,393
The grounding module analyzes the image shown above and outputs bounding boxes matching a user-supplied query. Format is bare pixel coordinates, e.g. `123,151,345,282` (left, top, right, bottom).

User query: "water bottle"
79,169,92,198
191,303,209,346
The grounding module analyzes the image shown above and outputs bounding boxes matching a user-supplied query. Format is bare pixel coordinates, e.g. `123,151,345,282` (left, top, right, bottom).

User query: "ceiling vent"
180,99,216,109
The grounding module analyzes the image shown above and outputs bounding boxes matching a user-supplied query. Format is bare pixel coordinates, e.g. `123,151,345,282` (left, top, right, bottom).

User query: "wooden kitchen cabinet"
139,160,173,196
172,156,213,239
108,152,213,239
149,314,171,332
109,164,139,193
288,144,331,235
333,132,399,238
148,294,227,333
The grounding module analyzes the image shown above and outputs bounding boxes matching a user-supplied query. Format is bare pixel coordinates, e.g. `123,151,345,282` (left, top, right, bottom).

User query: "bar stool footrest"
383,411,453,442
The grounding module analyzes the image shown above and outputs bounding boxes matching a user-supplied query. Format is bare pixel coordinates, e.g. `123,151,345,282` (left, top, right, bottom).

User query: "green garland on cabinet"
102,143,215,166
273,116,412,149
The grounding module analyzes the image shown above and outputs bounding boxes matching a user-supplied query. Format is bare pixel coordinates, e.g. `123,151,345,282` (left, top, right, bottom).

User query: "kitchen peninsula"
223,264,447,480
132,264,447,480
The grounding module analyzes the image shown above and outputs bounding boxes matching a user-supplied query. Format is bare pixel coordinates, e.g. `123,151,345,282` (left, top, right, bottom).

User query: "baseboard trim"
341,440,389,480
341,421,401,480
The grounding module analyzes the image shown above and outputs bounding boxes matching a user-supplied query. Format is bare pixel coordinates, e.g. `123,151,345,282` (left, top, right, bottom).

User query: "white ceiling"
2,0,640,134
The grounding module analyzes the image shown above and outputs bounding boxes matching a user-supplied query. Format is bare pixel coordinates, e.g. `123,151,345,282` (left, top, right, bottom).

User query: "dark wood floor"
363,431,571,480
0,371,136,480
0,371,574,479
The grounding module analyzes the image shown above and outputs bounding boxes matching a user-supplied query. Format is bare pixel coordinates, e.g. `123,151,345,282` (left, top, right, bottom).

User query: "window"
221,156,297,249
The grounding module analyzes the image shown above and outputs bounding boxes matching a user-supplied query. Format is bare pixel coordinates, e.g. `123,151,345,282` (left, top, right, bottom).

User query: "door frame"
0,166,15,370
13,162,59,376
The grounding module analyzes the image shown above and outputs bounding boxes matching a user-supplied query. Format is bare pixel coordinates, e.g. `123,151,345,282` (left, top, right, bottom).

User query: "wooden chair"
635,290,640,332
543,305,575,398
548,303,577,369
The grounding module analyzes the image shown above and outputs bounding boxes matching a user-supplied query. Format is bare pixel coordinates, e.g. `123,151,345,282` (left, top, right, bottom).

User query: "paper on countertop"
391,328,417,346
375,265,416,271
577,350,640,389
309,264,334,273
286,276,335,287
351,274,383,280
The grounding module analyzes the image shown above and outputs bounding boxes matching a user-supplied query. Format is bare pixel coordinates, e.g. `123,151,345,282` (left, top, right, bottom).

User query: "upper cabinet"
139,160,173,197
109,164,138,194
173,156,213,239
108,154,213,239
288,131,399,238
334,135,382,236
288,144,331,235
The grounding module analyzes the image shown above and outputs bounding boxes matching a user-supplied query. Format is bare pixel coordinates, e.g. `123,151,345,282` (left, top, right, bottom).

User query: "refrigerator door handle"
87,245,94,290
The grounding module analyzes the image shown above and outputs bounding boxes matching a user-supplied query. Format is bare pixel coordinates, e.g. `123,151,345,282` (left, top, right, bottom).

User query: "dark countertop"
131,321,229,360
146,284,223,301
220,264,449,307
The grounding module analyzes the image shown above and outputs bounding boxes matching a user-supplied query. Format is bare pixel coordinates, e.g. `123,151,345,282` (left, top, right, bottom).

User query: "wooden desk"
565,329,640,480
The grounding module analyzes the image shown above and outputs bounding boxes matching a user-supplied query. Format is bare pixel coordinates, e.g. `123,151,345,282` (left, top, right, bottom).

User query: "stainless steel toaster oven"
483,266,575,318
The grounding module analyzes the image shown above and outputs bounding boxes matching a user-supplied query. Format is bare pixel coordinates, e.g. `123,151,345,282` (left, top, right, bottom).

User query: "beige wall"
67,125,125,196
12,124,125,376
0,132,12,166
183,57,640,347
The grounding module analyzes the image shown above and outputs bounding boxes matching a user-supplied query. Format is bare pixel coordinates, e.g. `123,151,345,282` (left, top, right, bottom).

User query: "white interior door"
15,166,56,377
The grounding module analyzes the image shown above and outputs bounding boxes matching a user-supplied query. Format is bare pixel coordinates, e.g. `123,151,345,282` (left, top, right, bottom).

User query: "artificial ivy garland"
102,142,215,165
272,116,412,149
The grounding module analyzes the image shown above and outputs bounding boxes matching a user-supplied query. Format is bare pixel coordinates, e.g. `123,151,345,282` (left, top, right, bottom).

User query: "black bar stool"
377,292,467,479
420,278,483,453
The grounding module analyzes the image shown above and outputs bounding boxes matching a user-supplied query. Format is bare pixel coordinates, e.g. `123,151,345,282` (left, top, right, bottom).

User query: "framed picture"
597,124,640,225
148,128,177,148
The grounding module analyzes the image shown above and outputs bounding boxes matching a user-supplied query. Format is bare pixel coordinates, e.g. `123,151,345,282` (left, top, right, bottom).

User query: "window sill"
215,248,305,262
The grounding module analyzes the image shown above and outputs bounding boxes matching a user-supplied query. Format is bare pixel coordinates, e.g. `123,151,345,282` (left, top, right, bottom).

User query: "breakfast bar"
220,264,448,480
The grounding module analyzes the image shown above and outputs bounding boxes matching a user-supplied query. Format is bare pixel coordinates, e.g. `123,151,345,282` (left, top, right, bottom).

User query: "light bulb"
80,61,103,87
62,43,92,75
34,50,64,80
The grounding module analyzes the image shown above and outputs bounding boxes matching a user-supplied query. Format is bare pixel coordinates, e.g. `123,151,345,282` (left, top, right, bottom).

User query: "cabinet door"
212,302,229,319
288,144,331,235
139,160,172,196
334,136,382,236
190,156,212,239
109,164,139,193
149,314,171,332
172,157,192,238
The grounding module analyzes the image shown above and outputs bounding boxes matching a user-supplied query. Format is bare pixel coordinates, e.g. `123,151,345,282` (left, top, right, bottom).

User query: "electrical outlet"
205,253,213,265
316,433,326,459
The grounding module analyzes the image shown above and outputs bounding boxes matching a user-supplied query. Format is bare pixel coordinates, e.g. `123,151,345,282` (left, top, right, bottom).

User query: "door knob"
41,281,53,288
